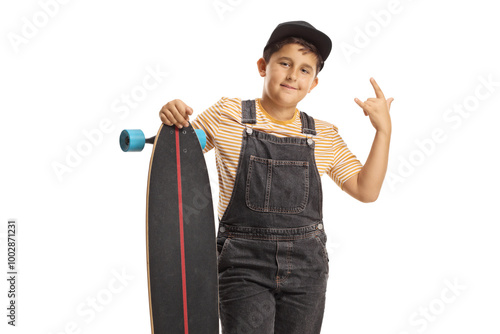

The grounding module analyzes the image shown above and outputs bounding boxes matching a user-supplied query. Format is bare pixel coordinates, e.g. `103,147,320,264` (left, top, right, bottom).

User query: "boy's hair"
263,36,324,76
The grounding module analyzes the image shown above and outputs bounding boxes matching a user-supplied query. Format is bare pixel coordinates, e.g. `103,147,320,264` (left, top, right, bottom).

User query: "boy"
159,21,393,334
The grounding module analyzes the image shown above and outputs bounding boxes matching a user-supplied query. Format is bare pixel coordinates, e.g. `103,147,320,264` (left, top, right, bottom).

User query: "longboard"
120,124,219,334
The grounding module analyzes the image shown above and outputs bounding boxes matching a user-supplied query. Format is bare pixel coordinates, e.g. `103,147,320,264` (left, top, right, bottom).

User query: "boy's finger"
370,77,386,100
160,112,172,125
355,98,369,116
172,101,192,127
170,105,189,128
173,100,189,116
387,97,394,109
160,105,176,125
183,106,193,127
166,110,179,126
354,98,366,109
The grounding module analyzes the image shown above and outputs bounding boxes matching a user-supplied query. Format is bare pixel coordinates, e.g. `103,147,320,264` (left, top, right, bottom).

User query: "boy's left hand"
354,77,393,135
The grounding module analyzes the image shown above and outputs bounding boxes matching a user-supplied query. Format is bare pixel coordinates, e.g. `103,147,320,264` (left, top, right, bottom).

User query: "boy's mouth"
280,84,297,90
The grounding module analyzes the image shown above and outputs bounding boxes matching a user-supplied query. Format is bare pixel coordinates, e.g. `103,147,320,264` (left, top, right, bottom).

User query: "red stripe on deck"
175,127,189,334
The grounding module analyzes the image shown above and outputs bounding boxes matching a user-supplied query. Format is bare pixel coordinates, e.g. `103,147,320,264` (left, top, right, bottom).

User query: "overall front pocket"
216,236,232,268
245,155,309,214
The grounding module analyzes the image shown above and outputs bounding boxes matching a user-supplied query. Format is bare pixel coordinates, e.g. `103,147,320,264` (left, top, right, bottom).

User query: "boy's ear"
308,77,319,93
257,58,267,77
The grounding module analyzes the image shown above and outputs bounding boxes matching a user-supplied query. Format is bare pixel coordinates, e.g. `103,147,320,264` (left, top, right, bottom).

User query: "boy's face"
258,43,319,109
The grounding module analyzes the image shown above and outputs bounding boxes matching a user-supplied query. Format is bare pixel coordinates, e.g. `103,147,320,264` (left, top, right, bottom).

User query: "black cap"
263,21,332,71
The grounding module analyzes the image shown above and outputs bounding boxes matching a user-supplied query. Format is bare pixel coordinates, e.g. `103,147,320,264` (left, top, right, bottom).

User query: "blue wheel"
120,129,145,152
195,129,206,150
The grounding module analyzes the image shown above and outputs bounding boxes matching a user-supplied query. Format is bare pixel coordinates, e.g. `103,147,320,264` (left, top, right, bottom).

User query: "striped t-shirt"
191,97,363,219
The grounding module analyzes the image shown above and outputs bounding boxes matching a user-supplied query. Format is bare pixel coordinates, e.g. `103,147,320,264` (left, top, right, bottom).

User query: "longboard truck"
119,128,207,152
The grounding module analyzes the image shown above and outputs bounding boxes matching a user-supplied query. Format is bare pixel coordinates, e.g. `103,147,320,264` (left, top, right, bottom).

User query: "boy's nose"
287,70,298,81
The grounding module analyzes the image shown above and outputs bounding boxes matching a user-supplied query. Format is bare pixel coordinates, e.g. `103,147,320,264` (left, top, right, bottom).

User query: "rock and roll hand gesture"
354,77,393,135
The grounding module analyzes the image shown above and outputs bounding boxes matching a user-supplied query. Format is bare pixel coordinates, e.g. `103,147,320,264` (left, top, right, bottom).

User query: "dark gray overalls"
216,100,329,334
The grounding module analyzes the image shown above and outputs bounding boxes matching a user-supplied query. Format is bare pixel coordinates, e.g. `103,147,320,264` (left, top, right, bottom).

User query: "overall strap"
300,112,317,135
241,100,257,124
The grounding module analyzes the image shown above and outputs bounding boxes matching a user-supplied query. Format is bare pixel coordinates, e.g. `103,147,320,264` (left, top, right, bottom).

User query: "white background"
1,0,499,333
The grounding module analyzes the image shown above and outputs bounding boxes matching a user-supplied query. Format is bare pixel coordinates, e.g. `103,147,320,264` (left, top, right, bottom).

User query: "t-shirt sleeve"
326,126,363,190
191,97,226,153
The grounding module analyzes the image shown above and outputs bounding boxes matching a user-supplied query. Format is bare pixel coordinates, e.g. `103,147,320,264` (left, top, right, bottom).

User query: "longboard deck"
146,124,219,334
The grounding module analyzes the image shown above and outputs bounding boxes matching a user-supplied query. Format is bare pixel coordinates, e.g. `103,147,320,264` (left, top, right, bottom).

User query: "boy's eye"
301,68,310,74
280,62,290,67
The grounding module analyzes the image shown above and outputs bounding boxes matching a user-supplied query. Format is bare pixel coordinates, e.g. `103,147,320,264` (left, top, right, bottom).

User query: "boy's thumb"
387,98,394,108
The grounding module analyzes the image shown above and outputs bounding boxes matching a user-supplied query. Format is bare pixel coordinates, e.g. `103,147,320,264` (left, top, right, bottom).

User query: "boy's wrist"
375,127,392,138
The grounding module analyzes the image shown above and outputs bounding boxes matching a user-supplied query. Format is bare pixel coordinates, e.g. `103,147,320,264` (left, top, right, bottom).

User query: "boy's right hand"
159,99,193,128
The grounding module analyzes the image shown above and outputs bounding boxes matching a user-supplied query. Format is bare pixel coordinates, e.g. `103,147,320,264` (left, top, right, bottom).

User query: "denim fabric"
217,223,329,334
220,128,323,227
217,100,328,333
